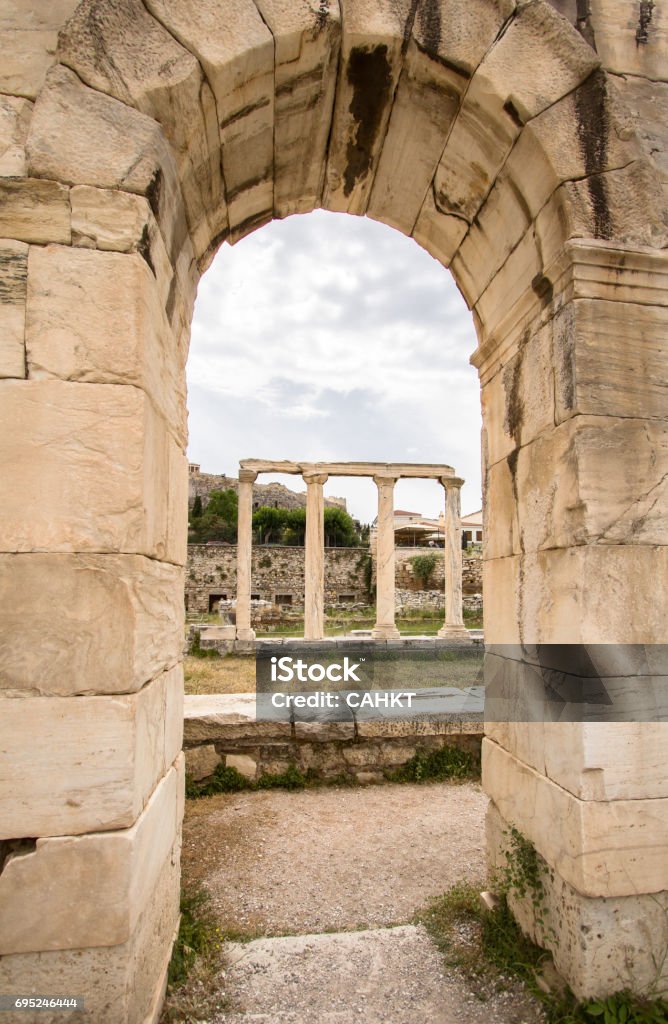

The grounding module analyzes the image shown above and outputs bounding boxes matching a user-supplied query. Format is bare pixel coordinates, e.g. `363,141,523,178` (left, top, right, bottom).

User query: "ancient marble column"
236,468,258,641
438,476,469,640
303,471,328,640
372,474,400,639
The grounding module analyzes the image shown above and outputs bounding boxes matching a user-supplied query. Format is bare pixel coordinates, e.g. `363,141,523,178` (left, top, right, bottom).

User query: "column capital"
238,468,258,484
303,471,328,485
373,473,398,488
440,475,464,489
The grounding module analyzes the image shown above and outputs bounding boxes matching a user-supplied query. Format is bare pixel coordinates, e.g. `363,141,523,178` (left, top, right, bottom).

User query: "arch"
0,1,667,1020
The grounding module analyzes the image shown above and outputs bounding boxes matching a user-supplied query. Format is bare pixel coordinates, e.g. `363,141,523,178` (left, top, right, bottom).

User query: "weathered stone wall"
186,544,370,611
184,694,482,784
185,544,483,614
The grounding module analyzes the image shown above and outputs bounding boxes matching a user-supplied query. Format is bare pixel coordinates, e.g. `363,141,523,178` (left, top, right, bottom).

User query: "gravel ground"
171,782,546,1023
182,782,488,934
218,926,541,1024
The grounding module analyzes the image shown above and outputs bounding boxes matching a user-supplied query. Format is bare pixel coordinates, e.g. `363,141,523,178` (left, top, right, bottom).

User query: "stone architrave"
235,468,257,641
303,470,328,641
438,476,469,640
372,474,400,640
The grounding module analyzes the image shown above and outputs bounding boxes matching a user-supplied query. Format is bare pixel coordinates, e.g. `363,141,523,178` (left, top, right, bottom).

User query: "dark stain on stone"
220,97,271,132
575,0,598,50
343,45,393,198
315,0,330,31
165,275,178,325
0,249,27,304
531,273,554,306
574,71,612,239
417,0,442,57
276,67,323,97
137,224,155,276
146,167,163,219
555,310,576,413
636,0,655,44
230,208,274,241
403,0,422,52
226,172,271,204
503,333,529,449
504,360,524,449
0,839,37,876
197,225,230,273
414,39,471,79
503,99,524,129
506,447,520,499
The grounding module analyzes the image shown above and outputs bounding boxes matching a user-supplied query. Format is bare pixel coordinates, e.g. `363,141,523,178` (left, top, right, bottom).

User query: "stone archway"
0,1,667,1020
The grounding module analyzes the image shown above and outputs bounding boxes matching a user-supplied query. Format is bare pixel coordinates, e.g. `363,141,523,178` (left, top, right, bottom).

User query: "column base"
437,624,470,640
235,627,256,641
371,625,401,640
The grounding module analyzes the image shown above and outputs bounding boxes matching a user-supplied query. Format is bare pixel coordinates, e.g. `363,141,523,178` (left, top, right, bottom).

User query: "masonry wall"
185,544,483,613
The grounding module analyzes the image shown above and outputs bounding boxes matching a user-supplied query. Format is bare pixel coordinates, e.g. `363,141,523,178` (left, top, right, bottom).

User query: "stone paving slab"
216,926,541,1024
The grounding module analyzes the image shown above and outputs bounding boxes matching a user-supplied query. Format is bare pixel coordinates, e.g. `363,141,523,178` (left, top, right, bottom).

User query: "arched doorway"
1,2,666,1019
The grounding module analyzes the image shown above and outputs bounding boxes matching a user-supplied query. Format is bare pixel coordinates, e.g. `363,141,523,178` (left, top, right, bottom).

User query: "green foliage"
573,994,668,1024
385,744,479,783
168,887,219,988
418,878,668,1024
356,551,374,600
189,488,238,543
252,506,289,544
251,505,361,546
256,763,310,790
282,507,306,545
188,630,221,660
324,506,359,547
410,552,439,588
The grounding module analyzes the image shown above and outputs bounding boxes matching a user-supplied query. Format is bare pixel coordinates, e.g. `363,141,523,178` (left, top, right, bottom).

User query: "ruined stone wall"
186,544,370,611
185,544,482,613
394,547,483,595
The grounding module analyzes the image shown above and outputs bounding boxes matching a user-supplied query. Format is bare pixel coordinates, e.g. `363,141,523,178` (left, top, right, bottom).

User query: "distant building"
461,510,483,545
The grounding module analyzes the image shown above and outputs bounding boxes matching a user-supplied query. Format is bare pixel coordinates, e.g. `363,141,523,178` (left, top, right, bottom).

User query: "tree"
324,507,359,547
410,553,438,588
253,506,289,544
189,488,237,543
191,495,203,518
283,507,306,545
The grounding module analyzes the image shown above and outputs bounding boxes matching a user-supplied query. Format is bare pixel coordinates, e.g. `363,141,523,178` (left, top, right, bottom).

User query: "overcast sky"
187,210,482,524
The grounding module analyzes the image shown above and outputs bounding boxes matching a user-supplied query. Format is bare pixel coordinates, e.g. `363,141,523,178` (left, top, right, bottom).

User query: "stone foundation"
486,799,668,1000
184,694,482,784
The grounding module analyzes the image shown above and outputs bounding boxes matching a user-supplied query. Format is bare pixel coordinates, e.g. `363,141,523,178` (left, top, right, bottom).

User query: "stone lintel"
240,459,457,479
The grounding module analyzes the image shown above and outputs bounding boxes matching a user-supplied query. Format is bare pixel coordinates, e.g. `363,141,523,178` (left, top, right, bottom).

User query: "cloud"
187,210,482,522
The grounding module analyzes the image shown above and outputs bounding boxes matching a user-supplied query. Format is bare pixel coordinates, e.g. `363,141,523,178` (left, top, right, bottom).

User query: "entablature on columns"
239,459,457,479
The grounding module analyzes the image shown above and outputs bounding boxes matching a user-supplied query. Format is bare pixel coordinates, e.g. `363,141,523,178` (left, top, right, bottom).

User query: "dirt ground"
167,781,546,1023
